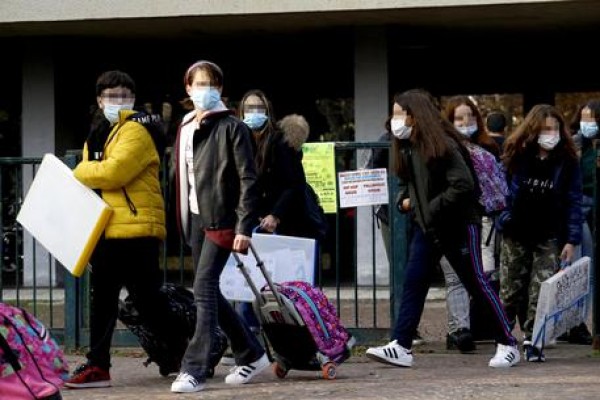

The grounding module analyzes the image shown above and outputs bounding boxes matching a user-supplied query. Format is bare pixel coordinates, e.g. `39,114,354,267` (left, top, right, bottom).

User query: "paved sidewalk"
58,296,599,400
61,342,599,400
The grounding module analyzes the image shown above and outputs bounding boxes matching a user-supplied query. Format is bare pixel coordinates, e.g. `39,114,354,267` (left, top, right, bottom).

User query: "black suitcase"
118,283,228,377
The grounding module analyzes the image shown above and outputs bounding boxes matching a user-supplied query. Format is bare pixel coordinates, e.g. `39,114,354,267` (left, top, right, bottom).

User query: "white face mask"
456,124,478,137
103,103,134,124
391,118,412,140
538,132,560,150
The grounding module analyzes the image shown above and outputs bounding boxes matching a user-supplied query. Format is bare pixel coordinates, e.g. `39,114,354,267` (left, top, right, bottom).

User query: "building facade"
2,0,600,286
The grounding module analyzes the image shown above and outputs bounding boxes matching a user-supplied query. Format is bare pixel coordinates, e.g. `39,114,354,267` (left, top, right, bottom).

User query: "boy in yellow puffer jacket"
65,70,172,389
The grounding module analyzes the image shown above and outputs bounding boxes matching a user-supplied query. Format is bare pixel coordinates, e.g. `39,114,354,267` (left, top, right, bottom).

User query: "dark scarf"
86,111,112,161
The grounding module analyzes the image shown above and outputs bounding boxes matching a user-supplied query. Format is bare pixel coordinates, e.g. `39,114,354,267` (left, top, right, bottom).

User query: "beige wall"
0,0,565,23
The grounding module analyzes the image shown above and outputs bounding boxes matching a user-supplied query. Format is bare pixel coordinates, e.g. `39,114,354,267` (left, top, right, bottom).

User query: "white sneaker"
170,372,204,393
224,353,270,384
366,340,413,367
489,344,520,368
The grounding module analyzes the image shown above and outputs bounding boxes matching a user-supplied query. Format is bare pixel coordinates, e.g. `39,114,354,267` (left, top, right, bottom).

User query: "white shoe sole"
366,351,413,367
170,382,205,393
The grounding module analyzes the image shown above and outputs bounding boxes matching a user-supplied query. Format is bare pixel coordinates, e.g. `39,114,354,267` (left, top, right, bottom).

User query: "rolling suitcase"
231,243,355,380
118,283,228,377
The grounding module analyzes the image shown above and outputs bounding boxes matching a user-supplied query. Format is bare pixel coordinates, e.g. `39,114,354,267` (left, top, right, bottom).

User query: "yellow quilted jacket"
74,110,166,240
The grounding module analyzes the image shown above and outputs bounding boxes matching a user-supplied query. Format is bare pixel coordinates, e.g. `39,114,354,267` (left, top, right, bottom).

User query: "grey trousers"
181,215,265,381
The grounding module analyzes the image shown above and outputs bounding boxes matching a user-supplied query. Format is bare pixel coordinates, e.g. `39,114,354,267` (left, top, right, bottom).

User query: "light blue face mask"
243,112,268,130
456,124,478,137
103,103,134,124
190,88,221,111
580,121,599,138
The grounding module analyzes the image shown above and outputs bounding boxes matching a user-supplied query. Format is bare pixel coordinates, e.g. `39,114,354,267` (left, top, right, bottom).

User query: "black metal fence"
0,142,407,348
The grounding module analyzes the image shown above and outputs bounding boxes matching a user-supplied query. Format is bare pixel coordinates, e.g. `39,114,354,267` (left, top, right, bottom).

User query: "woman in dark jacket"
366,89,519,369
238,89,313,238
498,104,583,362
171,61,269,393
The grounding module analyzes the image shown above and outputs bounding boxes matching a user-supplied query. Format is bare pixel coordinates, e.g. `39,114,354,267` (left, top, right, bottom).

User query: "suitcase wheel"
273,362,289,379
321,362,337,380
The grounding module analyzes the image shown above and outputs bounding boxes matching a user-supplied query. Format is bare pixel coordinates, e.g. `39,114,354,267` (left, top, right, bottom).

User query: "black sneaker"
523,340,545,362
446,328,476,353
566,323,593,345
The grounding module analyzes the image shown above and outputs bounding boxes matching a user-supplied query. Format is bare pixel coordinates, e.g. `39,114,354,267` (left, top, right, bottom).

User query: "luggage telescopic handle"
231,251,265,306
231,242,286,309
248,242,285,308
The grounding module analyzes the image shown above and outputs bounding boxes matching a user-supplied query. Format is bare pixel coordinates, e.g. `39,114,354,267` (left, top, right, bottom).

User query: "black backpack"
127,111,167,160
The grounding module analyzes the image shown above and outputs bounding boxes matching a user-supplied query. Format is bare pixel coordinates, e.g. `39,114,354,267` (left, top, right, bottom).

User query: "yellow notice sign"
301,142,337,214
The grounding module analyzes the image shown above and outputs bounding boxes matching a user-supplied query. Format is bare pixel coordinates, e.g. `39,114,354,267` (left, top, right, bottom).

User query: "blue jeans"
181,215,265,381
391,223,516,349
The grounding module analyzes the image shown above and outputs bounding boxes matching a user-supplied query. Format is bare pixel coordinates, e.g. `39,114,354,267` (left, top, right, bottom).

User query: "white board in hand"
220,233,317,302
531,256,591,349
16,153,112,277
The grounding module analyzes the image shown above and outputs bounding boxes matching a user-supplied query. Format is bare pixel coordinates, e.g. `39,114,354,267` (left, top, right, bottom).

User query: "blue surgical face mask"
103,103,134,124
580,121,599,138
190,87,221,111
456,124,478,137
243,112,268,130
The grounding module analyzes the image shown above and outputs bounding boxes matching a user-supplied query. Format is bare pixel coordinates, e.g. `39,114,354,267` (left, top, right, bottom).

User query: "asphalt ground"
59,298,600,400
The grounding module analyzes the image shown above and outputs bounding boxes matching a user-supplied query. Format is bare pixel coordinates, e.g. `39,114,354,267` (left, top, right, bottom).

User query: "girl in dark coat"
366,89,519,368
239,89,313,238
498,104,583,361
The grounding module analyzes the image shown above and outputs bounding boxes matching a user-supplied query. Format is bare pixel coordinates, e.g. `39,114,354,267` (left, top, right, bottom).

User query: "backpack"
127,112,167,160
264,280,353,364
117,283,227,377
464,142,509,215
0,303,69,400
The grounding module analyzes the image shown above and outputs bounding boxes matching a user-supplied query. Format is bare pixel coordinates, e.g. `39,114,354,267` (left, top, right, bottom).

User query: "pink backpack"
0,303,69,399
275,281,352,363
465,142,509,215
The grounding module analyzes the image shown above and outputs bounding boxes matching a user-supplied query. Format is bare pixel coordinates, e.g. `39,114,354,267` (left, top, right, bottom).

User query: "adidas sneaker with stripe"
366,340,414,367
488,343,520,368
170,372,205,393
225,353,270,384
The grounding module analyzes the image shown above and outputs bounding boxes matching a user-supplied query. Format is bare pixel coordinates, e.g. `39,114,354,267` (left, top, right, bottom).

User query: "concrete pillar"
354,27,389,286
21,45,57,287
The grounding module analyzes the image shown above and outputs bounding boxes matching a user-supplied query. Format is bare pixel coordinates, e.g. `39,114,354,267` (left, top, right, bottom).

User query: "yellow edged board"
16,153,112,277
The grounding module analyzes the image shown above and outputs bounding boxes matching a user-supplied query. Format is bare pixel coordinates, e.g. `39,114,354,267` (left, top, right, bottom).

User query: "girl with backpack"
366,89,519,369
498,104,583,362
440,96,504,352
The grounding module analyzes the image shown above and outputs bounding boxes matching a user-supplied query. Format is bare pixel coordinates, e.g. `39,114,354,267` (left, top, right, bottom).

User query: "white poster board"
220,233,317,302
16,154,112,277
531,256,591,349
338,168,388,208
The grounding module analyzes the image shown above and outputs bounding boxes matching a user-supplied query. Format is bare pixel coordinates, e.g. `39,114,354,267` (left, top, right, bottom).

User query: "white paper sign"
220,233,317,301
531,256,591,349
338,168,388,208
16,154,112,277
